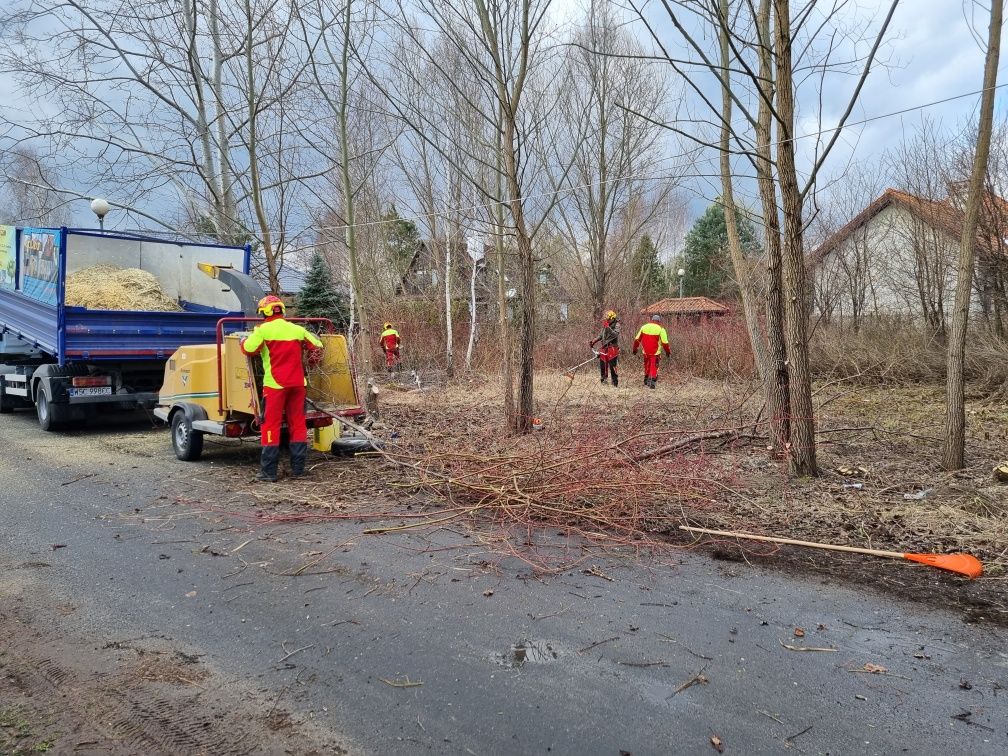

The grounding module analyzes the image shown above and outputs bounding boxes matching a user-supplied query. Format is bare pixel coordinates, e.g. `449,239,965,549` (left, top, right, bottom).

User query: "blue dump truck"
0,226,257,430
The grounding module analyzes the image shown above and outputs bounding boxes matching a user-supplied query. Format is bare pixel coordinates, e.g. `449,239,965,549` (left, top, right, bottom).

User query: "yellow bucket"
312,423,338,453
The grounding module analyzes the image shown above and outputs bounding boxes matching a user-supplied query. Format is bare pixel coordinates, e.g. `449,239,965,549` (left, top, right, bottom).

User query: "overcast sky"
0,0,1003,230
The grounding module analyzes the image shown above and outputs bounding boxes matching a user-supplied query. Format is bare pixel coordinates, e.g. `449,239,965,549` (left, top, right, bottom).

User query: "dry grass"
368,373,1008,575
810,320,1008,389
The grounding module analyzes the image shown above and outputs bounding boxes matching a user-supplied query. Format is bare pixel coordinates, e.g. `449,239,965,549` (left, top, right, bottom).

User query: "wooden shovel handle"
679,526,906,559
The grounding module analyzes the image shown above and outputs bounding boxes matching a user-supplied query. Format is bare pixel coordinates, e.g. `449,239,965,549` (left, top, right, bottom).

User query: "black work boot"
612,374,619,387
257,445,280,482
290,442,308,477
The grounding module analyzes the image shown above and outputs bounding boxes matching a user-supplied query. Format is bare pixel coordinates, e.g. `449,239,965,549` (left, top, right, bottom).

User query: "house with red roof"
812,187,1008,332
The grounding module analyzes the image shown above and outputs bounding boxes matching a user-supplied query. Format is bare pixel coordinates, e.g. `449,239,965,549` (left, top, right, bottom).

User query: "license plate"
69,386,112,397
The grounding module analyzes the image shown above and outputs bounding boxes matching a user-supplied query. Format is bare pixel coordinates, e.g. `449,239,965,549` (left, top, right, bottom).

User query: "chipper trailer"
153,263,369,461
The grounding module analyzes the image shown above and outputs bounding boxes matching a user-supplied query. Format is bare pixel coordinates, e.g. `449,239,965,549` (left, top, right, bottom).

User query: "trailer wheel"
171,411,204,461
35,389,61,431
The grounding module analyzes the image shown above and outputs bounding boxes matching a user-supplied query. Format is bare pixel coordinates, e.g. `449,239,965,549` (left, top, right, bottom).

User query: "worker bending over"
379,322,401,372
632,314,671,389
589,310,621,387
241,295,323,482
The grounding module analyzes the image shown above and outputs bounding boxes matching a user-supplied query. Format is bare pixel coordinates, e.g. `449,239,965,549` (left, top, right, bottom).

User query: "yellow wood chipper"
153,263,368,461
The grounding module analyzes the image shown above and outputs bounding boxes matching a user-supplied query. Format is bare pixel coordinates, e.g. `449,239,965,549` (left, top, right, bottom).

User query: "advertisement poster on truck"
0,225,15,290
19,228,61,305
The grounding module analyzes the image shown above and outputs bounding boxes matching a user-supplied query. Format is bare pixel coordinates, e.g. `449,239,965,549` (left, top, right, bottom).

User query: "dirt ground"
328,371,1008,625
0,579,343,756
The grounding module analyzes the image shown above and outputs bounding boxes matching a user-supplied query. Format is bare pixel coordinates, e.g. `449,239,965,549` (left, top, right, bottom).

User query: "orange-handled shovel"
679,526,984,579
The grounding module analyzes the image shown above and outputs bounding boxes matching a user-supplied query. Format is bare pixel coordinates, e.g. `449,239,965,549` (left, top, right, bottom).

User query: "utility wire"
212,78,1008,240
15,80,1008,243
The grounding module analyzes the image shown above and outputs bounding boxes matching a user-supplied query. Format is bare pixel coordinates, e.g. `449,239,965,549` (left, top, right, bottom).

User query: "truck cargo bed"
0,290,238,361
0,228,250,364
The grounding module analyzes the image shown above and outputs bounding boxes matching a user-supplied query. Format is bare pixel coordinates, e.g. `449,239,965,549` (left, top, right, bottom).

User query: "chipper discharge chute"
152,264,367,461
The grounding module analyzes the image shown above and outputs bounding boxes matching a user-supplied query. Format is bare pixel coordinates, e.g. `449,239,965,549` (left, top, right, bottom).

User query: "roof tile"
642,296,730,315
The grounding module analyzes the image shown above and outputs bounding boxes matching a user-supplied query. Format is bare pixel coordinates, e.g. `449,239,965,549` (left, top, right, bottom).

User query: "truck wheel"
35,389,62,431
171,411,204,461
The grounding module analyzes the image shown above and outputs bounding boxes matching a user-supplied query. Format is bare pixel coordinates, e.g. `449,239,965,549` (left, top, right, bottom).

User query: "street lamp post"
90,197,110,232
677,267,685,298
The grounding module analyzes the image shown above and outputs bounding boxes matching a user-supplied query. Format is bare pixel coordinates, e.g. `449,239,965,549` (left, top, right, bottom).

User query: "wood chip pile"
65,264,181,311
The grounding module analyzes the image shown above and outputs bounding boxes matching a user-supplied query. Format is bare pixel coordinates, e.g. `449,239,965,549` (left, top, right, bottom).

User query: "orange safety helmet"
383,322,394,330
257,294,286,317
605,310,618,322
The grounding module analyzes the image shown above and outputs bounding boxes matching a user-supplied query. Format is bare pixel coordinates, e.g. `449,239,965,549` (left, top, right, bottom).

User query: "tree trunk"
756,0,791,454
774,0,817,476
338,0,371,373
496,147,515,428
717,0,773,387
444,235,454,378
501,115,535,432
466,243,478,370
942,0,1003,470
243,0,279,294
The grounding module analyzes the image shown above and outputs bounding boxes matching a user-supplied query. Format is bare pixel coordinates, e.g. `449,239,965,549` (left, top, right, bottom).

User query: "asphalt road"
1,409,1006,755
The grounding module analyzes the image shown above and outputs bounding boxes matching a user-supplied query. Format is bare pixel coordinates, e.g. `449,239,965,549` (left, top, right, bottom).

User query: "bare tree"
884,121,958,337
550,0,678,321
942,0,1003,471
634,0,899,474
0,146,72,226
809,169,884,330
1,0,321,292
373,0,568,431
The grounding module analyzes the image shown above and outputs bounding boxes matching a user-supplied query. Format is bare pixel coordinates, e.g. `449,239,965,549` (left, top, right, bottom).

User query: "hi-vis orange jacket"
632,322,671,357
241,316,323,390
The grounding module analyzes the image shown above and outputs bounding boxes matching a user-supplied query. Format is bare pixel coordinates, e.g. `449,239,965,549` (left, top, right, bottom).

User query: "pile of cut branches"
338,401,745,572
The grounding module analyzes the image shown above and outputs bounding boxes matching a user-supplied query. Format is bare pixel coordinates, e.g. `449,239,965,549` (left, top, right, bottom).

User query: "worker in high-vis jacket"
379,322,401,372
632,314,671,389
590,310,621,387
241,295,323,482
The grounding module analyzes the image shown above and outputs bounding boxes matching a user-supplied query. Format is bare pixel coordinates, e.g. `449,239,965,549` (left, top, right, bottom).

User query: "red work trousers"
261,385,307,446
643,354,660,380
385,348,400,368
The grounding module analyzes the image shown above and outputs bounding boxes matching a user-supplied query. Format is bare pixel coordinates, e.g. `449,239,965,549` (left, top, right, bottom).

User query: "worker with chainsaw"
241,295,323,482
632,314,671,389
379,322,401,372
589,310,621,387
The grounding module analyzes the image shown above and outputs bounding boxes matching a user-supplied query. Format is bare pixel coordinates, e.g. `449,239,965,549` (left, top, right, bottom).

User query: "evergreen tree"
630,234,668,303
298,250,350,329
681,201,760,297
384,206,423,278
